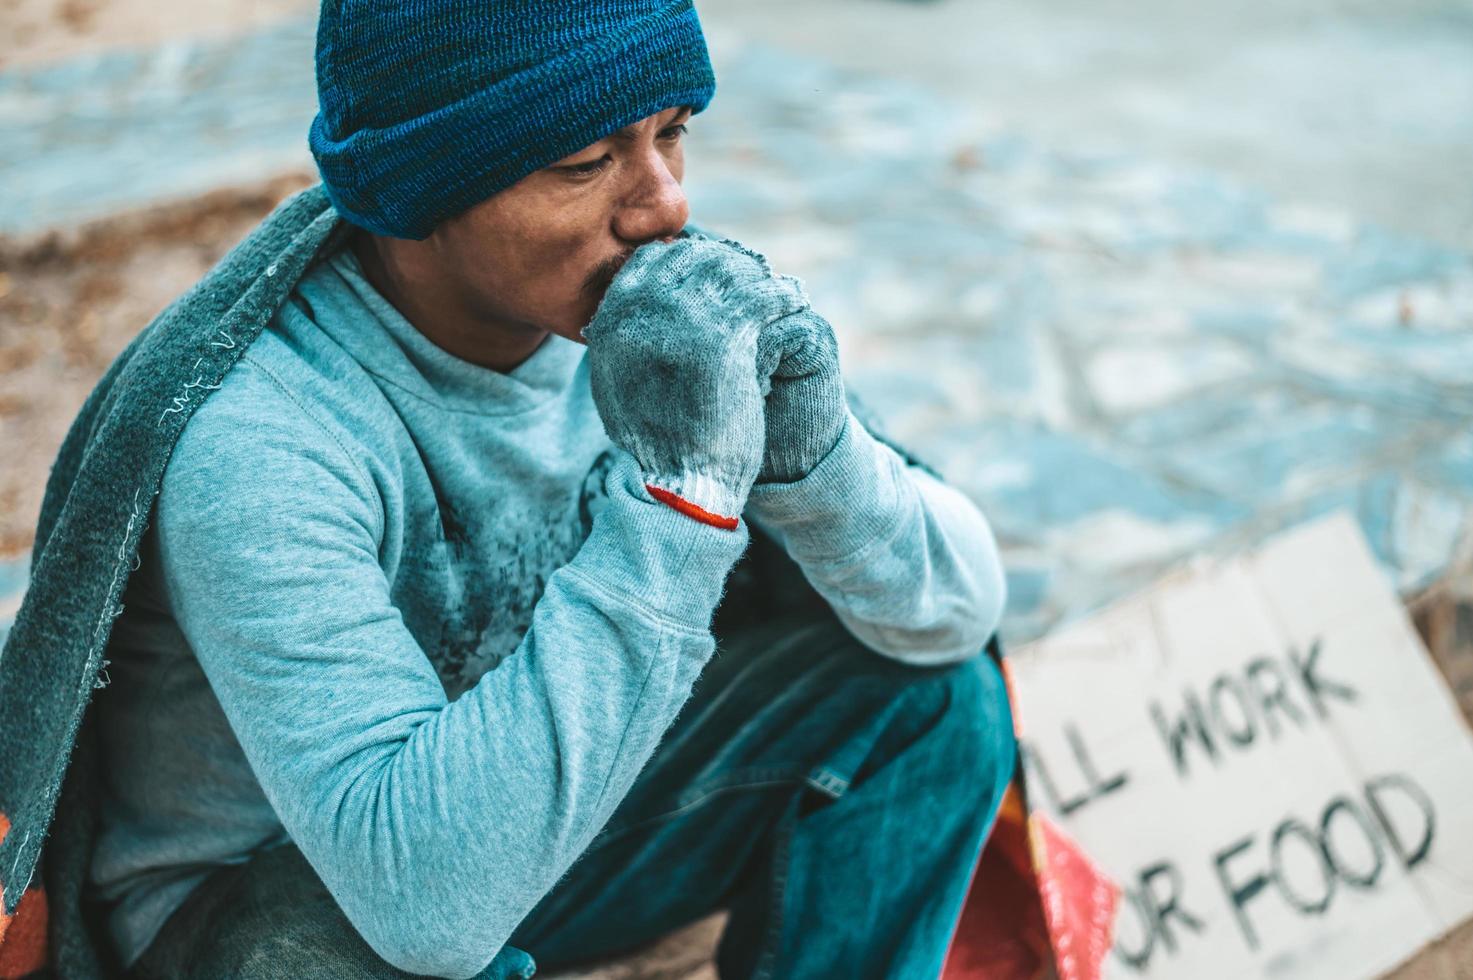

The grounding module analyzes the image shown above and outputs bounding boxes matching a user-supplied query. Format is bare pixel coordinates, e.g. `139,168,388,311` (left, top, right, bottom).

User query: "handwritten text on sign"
1009,513,1473,980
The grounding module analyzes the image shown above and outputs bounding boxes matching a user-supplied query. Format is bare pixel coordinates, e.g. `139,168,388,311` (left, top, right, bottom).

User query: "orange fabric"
0,888,48,979
0,810,49,978
943,785,1051,980
943,669,1122,980
1000,658,1025,739
1029,812,1120,980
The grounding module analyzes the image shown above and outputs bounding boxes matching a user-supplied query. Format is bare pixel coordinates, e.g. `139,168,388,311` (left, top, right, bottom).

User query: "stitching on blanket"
157,372,224,428
86,487,145,700
7,829,32,894
157,330,236,427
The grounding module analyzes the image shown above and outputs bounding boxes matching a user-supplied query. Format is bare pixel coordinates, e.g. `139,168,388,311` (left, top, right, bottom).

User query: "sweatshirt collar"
307,243,586,416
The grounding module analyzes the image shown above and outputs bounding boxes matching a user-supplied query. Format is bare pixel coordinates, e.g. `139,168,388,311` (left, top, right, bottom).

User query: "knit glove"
756,307,848,484
583,234,810,529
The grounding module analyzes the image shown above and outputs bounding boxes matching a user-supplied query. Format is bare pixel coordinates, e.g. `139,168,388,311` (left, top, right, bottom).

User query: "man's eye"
564,156,610,176
559,125,685,177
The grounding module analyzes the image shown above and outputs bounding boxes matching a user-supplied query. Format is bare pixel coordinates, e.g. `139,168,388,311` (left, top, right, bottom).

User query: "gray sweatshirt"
87,243,1006,978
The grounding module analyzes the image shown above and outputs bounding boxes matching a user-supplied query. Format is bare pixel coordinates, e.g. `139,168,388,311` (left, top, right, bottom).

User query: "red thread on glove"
645,484,740,531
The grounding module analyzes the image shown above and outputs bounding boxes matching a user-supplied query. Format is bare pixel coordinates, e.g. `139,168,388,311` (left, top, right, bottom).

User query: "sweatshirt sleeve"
745,410,1006,666
153,373,748,979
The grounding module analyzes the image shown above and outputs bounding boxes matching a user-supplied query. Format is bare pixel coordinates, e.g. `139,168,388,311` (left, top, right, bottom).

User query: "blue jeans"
126,609,1015,980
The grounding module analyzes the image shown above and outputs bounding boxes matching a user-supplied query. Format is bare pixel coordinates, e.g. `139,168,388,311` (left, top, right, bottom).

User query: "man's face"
426,105,692,345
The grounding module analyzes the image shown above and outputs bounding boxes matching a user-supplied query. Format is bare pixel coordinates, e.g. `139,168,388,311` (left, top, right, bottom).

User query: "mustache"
582,231,693,299
584,251,633,299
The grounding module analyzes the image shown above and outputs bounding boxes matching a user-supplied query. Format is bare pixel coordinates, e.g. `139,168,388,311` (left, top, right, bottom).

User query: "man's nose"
614,152,689,244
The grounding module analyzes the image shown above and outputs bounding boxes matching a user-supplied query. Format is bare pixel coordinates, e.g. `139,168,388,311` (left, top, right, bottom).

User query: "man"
0,2,1017,978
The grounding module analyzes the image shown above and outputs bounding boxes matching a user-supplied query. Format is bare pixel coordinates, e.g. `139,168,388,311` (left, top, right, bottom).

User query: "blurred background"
2,0,1471,976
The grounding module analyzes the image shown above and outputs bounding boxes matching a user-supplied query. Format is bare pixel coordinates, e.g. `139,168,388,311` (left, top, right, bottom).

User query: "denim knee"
818,639,1016,810
923,648,1018,808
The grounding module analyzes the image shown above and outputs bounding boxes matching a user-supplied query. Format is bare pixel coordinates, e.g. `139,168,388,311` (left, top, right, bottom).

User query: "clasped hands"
582,232,846,529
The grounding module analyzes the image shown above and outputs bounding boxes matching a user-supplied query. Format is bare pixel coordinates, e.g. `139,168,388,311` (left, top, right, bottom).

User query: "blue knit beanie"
308,0,717,240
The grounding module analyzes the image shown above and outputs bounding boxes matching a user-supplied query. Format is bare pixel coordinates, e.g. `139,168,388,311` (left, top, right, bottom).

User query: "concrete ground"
5,0,1471,247
701,0,1473,250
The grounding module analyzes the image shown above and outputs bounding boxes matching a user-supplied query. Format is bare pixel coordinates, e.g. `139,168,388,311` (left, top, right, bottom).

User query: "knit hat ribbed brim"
309,0,717,240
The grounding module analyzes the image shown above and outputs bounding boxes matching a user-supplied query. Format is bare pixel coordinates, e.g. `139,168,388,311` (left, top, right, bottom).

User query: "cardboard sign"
1009,511,1473,979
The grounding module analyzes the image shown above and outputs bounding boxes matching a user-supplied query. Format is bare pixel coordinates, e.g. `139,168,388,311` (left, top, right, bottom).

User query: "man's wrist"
746,411,906,563
643,469,747,531
758,406,846,485
577,451,752,628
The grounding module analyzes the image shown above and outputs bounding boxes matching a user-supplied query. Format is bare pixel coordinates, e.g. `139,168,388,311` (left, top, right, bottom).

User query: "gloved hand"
582,233,810,529
756,307,848,484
